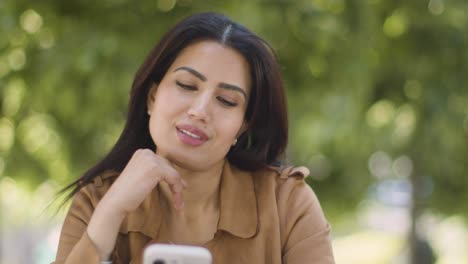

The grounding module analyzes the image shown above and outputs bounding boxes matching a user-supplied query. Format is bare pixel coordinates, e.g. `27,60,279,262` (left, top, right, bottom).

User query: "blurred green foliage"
1,0,467,221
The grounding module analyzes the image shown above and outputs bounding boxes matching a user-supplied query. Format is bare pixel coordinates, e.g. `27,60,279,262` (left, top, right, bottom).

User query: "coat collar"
118,161,258,239
217,162,258,238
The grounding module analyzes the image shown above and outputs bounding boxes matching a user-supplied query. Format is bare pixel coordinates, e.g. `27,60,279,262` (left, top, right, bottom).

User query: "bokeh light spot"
430,216,468,261
20,9,43,34
366,100,396,128
8,48,27,70
0,118,15,152
369,151,393,179
17,114,58,154
448,7,465,29
428,0,445,15
383,10,408,38
2,77,26,117
0,177,21,212
157,0,176,12
392,155,413,178
48,158,70,182
38,28,55,49
393,104,416,140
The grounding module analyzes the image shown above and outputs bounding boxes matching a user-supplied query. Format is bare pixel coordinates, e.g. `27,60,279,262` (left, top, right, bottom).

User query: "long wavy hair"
63,12,288,199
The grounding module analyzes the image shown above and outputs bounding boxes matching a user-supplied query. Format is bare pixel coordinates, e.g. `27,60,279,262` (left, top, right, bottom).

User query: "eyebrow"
218,83,248,99
174,66,248,100
175,66,207,81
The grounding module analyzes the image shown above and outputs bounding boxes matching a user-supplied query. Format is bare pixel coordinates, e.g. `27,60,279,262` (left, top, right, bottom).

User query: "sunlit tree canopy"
1,0,467,224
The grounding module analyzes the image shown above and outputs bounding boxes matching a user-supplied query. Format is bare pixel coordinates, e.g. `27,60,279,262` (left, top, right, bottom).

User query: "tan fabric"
54,162,335,264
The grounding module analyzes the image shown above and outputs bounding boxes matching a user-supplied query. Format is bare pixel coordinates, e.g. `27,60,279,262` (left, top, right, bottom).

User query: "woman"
54,12,335,264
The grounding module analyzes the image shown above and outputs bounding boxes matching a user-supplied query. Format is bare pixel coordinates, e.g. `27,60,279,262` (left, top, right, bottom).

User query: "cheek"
215,114,245,140
149,92,176,136
153,88,186,116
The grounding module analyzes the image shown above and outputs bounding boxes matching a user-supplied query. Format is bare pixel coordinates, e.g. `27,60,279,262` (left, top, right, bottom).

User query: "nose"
187,94,211,122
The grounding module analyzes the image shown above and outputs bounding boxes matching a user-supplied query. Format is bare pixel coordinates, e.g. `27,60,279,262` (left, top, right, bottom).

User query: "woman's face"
147,40,251,171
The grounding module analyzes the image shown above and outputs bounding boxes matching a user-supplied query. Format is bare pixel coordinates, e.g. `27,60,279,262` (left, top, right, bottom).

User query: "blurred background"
1,0,467,263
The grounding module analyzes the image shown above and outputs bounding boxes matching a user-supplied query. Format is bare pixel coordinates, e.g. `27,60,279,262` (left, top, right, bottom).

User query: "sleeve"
53,185,113,264
279,179,335,264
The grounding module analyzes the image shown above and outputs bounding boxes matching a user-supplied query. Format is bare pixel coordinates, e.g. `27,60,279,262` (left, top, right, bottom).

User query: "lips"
176,124,209,146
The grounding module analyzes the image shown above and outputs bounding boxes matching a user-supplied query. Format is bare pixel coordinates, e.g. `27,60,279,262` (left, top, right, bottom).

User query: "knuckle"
144,148,154,154
134,148,148,157
169,170,180,180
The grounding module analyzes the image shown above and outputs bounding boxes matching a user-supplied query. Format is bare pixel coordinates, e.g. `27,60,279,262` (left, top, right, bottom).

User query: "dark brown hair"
64,12,288,197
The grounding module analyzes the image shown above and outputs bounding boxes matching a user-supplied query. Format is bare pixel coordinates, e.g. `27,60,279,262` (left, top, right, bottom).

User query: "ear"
146,83,158,114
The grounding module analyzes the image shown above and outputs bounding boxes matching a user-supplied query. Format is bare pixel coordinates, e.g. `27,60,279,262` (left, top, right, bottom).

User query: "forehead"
168,40,251,93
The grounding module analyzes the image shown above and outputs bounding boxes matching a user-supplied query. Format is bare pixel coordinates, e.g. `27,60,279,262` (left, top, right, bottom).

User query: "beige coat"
54,162,335,264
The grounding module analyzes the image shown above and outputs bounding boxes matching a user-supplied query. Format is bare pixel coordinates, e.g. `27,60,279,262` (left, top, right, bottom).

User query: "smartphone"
143,244,212,264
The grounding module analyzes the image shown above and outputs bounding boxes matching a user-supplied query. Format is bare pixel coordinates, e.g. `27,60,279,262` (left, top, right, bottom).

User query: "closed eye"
217,96,237,107
176,81,196,90
176,80,237,107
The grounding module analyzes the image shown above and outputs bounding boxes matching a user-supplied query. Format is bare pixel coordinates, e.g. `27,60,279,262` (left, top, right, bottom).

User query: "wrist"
96,197,127,221
87,200,125,261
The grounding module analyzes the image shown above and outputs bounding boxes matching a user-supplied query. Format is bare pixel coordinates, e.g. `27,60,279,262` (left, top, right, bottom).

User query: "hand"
102,148,187,216
87,148,186,260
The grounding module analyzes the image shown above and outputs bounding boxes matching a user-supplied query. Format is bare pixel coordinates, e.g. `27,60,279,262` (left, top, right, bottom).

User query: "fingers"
165,173,188,210
157,159,188,211
136,148,188,211
172,190,185,211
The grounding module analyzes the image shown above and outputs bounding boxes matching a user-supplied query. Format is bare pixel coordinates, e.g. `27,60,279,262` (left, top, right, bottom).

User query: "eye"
217,96,237,107
176,81,196,91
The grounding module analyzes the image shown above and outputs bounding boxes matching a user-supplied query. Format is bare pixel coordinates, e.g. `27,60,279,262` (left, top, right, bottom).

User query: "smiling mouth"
175,126,208,146
178,128,202,139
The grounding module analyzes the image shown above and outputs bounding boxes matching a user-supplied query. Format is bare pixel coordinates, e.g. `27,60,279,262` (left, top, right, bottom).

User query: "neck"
159,159,224,217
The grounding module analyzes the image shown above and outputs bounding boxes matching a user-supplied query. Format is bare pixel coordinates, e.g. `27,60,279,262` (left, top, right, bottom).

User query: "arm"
54,149,187,263
54,184,114,264
279,179,335,264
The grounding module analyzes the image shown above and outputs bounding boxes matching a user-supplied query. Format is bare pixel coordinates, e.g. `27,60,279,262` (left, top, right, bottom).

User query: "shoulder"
61,170,121,229
252,164,322,211
252,164,330,246
252,164,310,180
268,164,311,181
254,164,312,194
